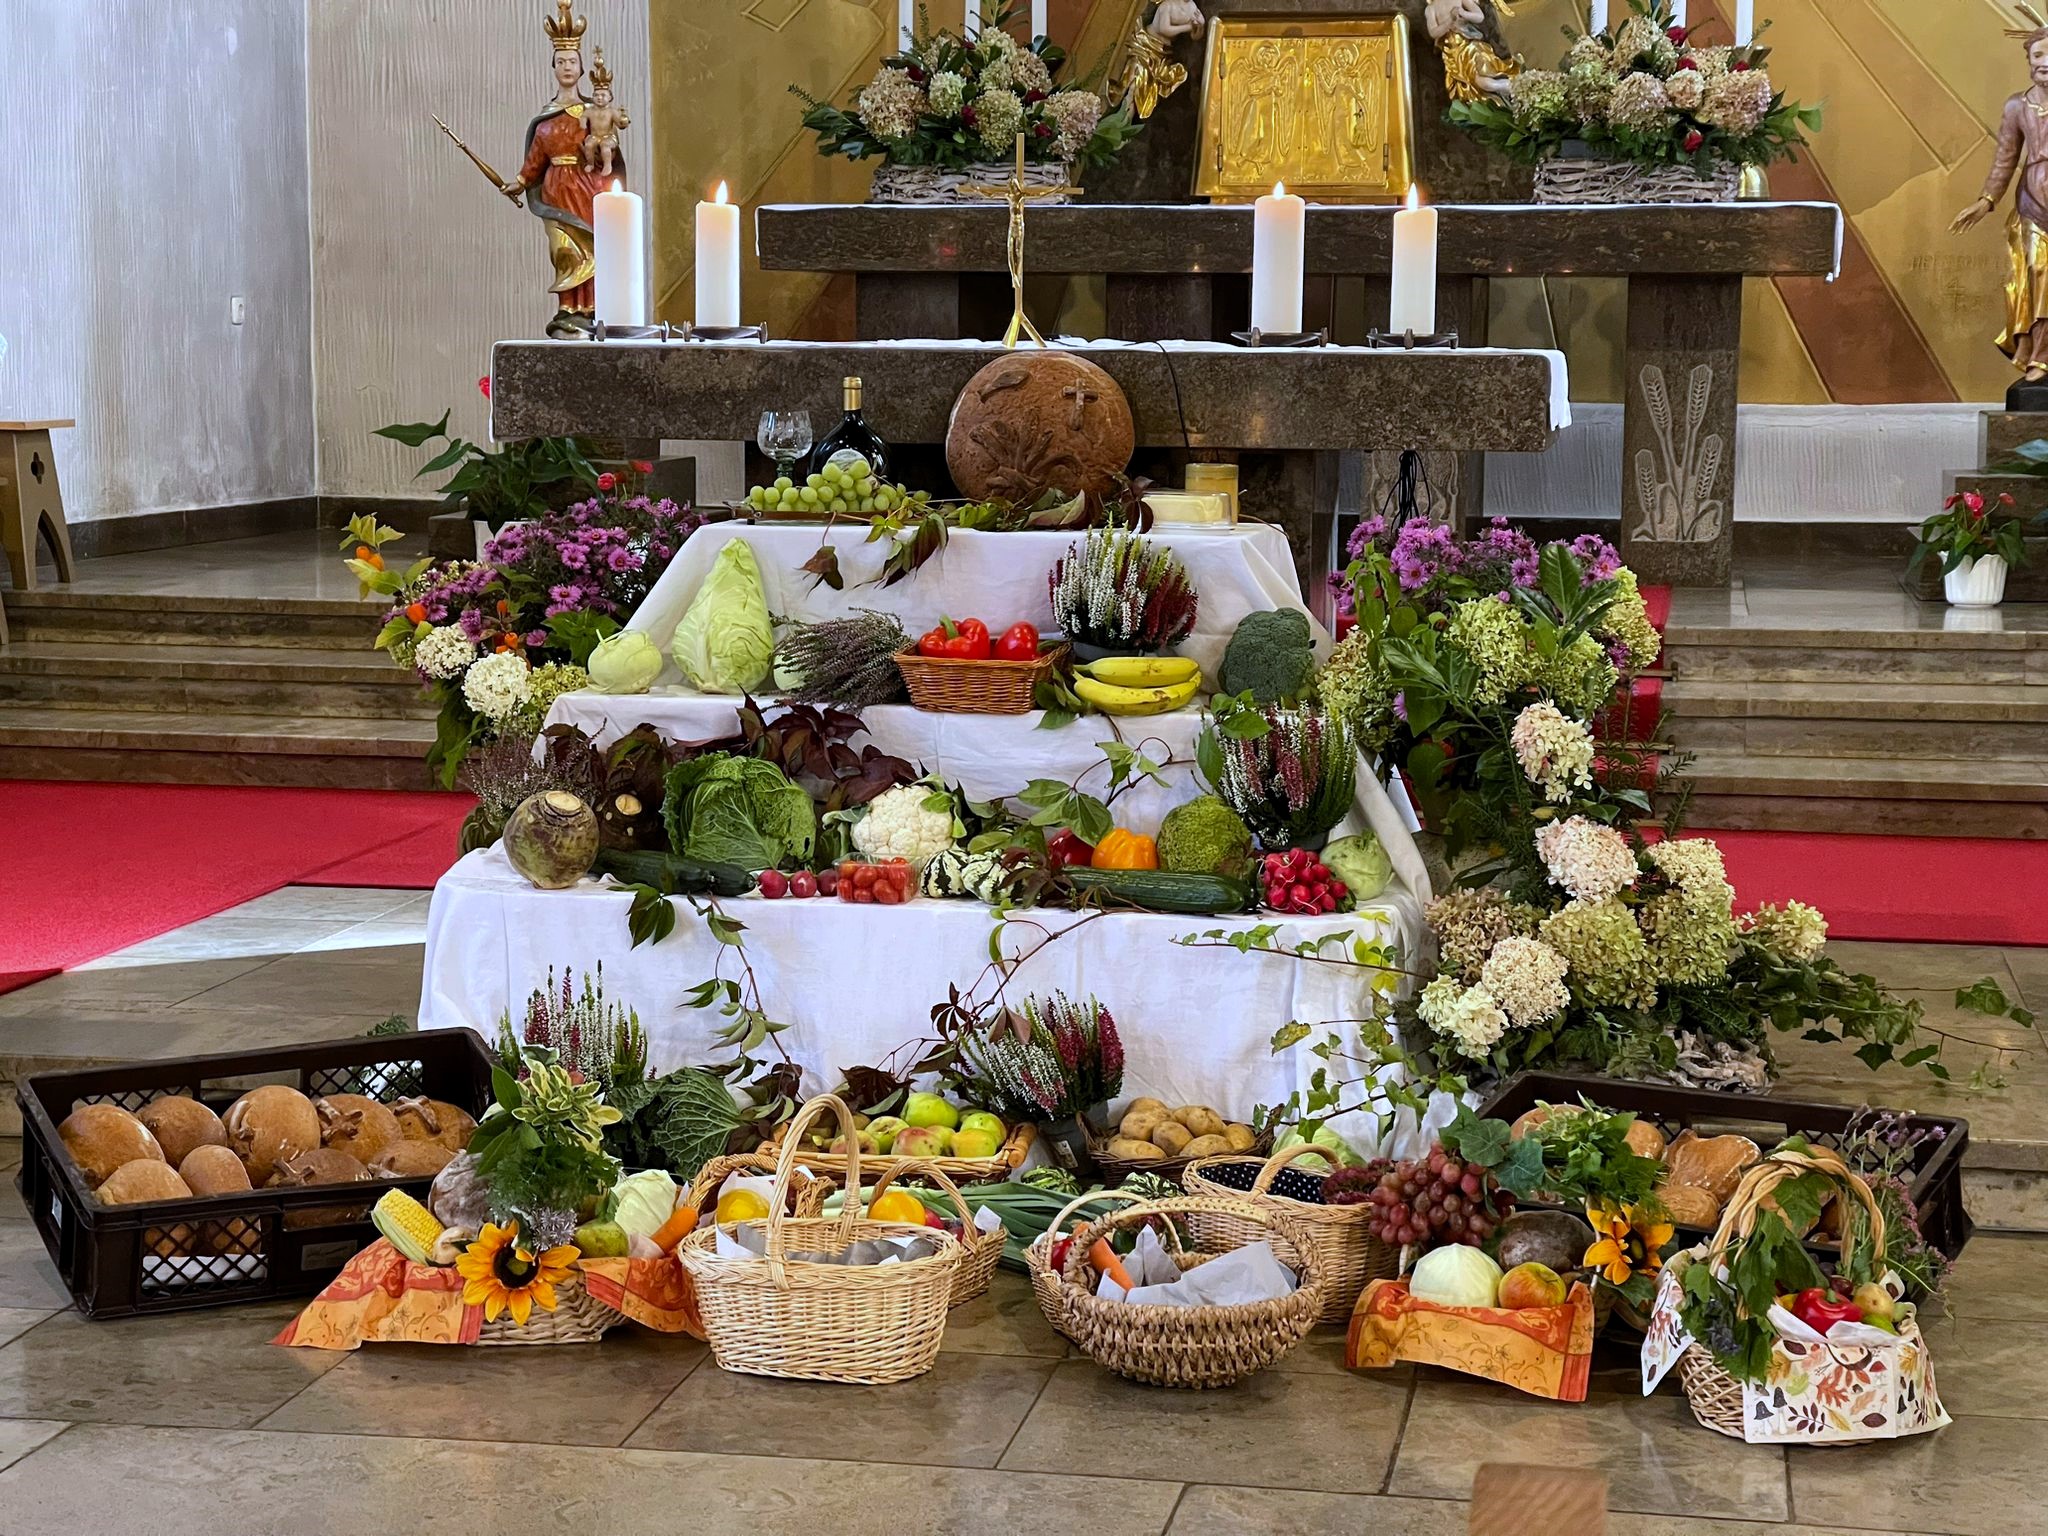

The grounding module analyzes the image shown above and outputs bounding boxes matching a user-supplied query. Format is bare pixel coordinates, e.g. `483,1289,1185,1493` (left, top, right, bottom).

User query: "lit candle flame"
1406,184,1422,211
611,179,623,195
1272,180,1286,198
713,180,729,205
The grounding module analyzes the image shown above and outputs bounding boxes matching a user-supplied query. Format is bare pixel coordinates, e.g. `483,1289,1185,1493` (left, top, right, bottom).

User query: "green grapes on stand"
745,473,922,517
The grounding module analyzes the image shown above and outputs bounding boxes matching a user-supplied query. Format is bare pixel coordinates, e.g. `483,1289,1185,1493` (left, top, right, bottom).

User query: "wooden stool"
0,419,77,591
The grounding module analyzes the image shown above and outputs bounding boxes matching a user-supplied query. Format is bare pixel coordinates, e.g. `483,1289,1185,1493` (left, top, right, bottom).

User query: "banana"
1073,674,1203,716
1077,654,1201,689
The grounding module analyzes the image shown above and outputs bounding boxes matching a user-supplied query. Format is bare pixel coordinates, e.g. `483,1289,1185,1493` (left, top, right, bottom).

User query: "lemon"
715,1188,770,1225
867,1190,927,1225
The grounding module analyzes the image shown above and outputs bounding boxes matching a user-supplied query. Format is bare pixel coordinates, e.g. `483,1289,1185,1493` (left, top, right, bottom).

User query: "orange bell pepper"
1091,829,1159,870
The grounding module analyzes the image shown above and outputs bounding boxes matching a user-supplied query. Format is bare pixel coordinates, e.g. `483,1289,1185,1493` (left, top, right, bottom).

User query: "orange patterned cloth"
1346,1277,1595,1401
272,1238,704,1350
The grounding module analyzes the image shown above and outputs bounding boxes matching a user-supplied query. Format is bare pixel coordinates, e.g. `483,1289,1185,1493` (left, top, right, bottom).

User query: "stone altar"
755,200,1844,587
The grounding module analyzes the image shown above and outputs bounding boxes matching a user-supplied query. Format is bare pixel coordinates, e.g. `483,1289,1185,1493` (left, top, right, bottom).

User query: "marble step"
0,641,436,720
1664,627,2048,685
1,588,384,648
1665,680,2048,761
1669,751,2048,838
1953,470,2048,517
0,706,440,790
1982,410,2048,464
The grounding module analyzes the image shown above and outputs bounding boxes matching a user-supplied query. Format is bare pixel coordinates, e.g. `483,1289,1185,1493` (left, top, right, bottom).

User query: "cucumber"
1065,867,1253,915
592,848,753,897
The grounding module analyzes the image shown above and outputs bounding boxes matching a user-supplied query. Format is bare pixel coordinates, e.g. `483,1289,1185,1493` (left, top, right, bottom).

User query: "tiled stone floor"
0,888,2044,1531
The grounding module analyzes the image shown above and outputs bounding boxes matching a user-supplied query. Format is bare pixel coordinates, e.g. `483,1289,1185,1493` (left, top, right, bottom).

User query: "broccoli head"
1157,795,1255,880
1219,609,1316,703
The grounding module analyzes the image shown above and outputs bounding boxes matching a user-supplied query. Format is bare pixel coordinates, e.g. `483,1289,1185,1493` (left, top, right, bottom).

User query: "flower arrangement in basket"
792,3,1140,204
1448,0,1819,204
1641,1142,1949,1444
1047,526,1199,660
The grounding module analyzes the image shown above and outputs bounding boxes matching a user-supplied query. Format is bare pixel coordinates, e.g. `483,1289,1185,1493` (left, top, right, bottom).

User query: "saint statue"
1423,0,1520,106
499,2,626,338
1953,21,2048,389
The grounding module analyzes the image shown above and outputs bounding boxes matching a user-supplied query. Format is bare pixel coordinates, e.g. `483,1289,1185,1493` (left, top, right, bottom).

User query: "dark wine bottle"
810,376,889,480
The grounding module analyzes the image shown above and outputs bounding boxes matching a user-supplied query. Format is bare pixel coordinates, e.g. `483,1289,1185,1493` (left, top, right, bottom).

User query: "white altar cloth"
419,846,1425,1142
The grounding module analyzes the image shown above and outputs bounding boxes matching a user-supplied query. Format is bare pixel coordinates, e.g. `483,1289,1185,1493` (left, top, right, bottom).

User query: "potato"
1125,1097,1168,1118
1224,1122,1258,1151
1174,1106,1226,1140
1149,1120,1193,1156
1119,1108,1170,1141
1180,1134,1233,1159
1105,1137,1165,1163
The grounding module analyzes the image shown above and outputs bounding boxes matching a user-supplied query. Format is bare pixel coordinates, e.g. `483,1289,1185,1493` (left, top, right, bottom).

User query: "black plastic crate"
17,1029,497,1319
1477,1071,1972,1261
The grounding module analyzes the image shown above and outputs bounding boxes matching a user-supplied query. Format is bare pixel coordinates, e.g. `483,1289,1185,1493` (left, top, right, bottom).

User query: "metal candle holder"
1365,328,1461,349
586,321,769,343
1229,327,1329,348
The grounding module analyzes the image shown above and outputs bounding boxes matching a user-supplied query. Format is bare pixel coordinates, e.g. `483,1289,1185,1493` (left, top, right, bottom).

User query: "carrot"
1090,1237,1134,1291
650,1202,700,1255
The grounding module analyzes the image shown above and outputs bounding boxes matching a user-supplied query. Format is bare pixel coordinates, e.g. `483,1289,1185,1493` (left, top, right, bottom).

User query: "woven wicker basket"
475,1272,621,1346
1029,1190,1324,1388
1184,1142,1398,1326
1533,155,1741,205
870,160,1076,205
857,1158,1006,1307
677,1094,963,1384
780,1120,1036,1184
1677,1146,1888,1439
893,644,1068,715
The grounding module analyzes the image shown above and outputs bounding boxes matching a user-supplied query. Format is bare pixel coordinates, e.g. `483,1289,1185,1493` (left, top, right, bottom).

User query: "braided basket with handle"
850,1156,1005,1306
1676,1145,1888,1439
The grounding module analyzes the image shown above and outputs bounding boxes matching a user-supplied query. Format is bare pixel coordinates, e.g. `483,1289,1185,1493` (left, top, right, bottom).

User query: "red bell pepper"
917,616,991,660
994,621,1040,661
1791,1287,1862,1335
1045,829,1095,871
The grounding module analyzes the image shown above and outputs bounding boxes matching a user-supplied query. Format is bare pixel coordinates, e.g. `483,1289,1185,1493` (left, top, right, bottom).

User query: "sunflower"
456,1220,580,1326
1583,1201,1676,1286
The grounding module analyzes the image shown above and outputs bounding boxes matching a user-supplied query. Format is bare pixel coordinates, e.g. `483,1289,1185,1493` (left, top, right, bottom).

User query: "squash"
1089,829,1159,871
919,848,1014,902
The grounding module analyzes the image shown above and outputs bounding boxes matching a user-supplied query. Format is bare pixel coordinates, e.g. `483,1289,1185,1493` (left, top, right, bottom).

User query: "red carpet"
0,782,471,993
1696,829,2048,947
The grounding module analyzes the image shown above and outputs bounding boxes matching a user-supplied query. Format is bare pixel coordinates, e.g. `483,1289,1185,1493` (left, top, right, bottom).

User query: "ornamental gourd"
1090,829,1159,870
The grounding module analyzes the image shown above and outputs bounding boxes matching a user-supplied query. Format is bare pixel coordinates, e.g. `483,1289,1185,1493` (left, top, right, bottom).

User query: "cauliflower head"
850,784,957,867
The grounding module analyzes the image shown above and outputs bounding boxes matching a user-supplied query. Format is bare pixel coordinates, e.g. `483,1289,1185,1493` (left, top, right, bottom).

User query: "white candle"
594,179,646,328
695,180,741,329
1588,0,1609,33
963,0,981,41
1031,0,1046,39
1671,0,1687,25
1251,181,1306,335
1389,184,1439,339
1733,0,1754,44
899,0,914,47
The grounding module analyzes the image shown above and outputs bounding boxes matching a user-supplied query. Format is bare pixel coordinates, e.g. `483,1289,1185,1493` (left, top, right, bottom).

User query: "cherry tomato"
875,882,903,905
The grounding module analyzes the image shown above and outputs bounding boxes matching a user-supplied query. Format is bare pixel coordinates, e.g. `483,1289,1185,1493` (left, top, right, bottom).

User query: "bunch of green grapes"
745,458,930,516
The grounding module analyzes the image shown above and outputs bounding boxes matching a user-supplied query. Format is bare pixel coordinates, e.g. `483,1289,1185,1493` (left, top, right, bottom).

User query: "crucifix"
967,133,1077,348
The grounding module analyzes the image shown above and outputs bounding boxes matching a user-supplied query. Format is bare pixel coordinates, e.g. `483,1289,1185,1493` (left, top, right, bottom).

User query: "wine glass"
757,410,813,483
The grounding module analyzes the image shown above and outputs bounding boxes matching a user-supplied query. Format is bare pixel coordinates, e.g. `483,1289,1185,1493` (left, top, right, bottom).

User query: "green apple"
865,1116,909,1153
904,1092,960,1131
893,1125,954,1158
958,1111,1006,1144
952,1126,1001,1160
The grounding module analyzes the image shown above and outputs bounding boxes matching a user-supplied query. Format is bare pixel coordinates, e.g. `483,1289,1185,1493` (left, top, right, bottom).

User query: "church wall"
0,1,314,527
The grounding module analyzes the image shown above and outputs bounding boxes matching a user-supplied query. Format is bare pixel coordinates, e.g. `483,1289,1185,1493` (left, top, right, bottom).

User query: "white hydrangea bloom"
1533,815,1638,903
1510,700,1596,803
1480,936,1571,1028
461,649,533,722
413,624,475,681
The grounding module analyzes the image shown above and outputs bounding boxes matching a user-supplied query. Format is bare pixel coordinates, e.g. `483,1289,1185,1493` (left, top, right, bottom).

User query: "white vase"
1943,553,2008,608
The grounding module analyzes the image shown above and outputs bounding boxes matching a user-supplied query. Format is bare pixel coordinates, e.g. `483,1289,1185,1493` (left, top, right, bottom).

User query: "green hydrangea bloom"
1540,632,1620,718
1446,598,1536,706
1540,898,1660,1009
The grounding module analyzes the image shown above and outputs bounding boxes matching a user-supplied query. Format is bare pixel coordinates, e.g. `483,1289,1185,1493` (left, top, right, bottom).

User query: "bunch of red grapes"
1364,1144,1514,1248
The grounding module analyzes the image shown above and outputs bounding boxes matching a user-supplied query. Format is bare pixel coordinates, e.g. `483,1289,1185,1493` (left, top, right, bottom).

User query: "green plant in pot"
1047,526,1198,661
1907,484,2039,609
376,385,599,524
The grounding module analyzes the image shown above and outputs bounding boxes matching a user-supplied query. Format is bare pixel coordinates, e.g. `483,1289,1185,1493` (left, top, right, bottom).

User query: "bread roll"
368,1140,456,1178
59,1104,164,1188
389,1096,479,1152
224,1085,321,1182
1623,1119,1668,1162
98,1159,192,1205
315,1094,402,1163
137,1096,228,1167
178,1144,252,1196
269,1148,373,1231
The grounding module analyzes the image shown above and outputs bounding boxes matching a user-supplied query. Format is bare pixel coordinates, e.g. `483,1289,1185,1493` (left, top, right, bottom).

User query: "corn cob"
372,1189,444,1264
